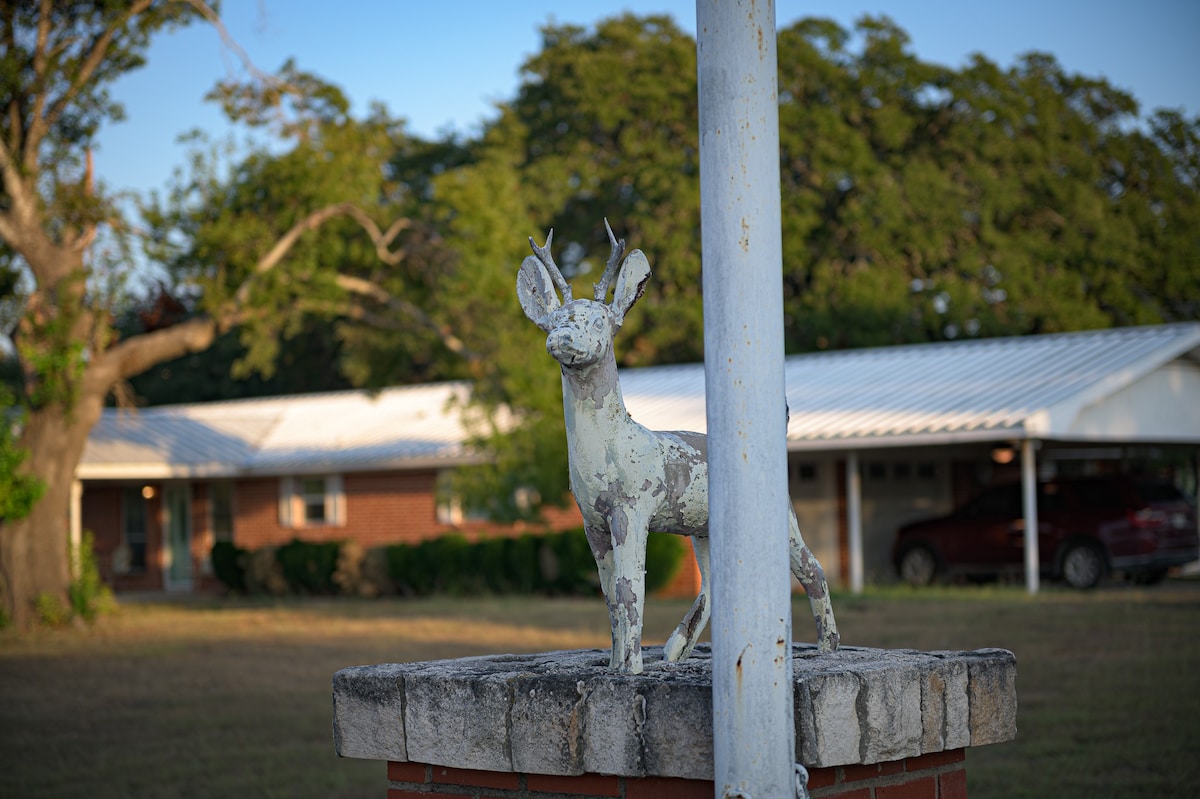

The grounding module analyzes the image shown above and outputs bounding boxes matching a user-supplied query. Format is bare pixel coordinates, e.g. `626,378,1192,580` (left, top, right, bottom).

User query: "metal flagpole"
697,1,796,795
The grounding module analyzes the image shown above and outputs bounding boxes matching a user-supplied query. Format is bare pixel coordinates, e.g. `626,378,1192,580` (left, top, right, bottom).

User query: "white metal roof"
78,323,1200,480
79,382,478,480
625,323,1200,449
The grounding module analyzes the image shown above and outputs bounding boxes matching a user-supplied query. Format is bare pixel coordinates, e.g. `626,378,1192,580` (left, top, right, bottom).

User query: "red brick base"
385,749,967,799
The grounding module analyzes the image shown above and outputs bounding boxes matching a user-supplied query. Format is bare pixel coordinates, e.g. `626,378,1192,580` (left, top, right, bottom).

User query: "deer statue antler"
528,229,573,302
594,218,626,302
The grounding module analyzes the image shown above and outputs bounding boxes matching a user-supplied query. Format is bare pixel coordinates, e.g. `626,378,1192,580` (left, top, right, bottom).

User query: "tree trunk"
0,396,100,628
0,317,216,628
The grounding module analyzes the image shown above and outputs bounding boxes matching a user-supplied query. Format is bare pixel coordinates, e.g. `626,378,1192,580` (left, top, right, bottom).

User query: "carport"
769,323,1200,593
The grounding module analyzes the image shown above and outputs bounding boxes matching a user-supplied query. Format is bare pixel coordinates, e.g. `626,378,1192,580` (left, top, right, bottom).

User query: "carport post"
69,478,83,579
1021,438,1040,594
847,452,864,593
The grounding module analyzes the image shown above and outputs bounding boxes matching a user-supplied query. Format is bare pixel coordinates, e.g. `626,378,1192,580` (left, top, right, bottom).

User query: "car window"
960,484,1021,517
1069,481,1125,511
1134,480,1186,504
1038,483,1065,513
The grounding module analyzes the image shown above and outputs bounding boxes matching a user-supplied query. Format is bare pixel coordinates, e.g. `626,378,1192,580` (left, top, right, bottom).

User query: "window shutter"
278,477,295,527
328,474,345,526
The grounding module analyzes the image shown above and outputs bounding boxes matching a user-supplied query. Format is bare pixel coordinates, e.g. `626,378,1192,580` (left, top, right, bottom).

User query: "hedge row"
211,529,687,598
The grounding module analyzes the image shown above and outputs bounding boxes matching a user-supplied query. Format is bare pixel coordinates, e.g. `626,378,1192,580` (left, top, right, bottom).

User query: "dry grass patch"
1,584,1198,798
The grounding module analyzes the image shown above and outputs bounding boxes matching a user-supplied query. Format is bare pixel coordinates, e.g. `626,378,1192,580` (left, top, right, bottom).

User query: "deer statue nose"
547,327,593,366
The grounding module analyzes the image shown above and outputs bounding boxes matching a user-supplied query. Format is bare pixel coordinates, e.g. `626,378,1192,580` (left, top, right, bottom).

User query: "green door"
164,484,193,590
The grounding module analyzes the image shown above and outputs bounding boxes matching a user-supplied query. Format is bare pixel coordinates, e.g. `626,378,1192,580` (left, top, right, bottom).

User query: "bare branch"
218,201,469,357
177,0,290,88
230,202,407,306
334,274,474,358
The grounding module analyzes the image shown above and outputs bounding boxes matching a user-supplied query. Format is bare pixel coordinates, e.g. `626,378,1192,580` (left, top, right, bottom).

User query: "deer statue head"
517,220,651,370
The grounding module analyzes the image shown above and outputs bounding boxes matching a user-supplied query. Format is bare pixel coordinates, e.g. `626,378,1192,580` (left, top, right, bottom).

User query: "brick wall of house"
81,469,703,598
82,485,122,583
383,749,969,799
82,484,165,592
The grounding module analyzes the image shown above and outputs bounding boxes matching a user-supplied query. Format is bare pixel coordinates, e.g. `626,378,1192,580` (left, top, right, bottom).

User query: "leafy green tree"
0,387,45,525
776,16,1200,349
0,3,450,627
498,14,703,366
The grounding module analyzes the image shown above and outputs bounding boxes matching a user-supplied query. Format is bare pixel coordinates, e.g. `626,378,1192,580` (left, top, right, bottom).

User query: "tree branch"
221,201,469,358
93,316,218,386
334,274,474,358
30,0,158,169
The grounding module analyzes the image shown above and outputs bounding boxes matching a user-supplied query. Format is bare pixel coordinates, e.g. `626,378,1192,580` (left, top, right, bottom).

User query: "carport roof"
628,322,1200,449
78,323,1200,480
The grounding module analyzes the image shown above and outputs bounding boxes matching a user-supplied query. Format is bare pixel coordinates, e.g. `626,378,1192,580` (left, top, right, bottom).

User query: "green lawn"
1,582,1197,798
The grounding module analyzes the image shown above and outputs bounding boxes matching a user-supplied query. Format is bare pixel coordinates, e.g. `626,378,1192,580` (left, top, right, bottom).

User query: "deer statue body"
517,222,839,674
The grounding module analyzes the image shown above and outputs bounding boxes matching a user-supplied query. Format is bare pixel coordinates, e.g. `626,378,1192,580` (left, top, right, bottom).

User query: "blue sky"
97,1,1200,199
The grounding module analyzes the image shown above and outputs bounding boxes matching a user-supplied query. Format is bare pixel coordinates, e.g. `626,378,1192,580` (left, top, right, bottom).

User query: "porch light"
141,485,156,499
992,447,1016,465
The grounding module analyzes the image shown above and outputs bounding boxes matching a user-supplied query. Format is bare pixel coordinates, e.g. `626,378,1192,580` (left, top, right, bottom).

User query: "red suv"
892,476,1198,589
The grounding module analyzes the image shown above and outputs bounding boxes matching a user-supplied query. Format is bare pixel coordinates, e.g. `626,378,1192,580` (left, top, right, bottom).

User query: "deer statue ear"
517,255,562,332
610,249,651,328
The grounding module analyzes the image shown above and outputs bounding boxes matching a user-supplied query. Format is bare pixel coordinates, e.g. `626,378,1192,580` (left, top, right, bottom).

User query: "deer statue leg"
583,523,621,665
606,511,650,674
787,506,840,653
664,533,711,662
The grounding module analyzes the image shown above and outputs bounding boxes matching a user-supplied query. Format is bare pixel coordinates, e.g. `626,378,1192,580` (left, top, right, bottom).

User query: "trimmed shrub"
332,540,365,596
645,532,687,593
359,546,394,597
244,547,287,596
210,541,247,592
382,528,686,598
277,538,341,595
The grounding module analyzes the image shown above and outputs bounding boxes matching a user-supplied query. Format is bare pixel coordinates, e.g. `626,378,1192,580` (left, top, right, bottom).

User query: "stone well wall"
333,644,1016,797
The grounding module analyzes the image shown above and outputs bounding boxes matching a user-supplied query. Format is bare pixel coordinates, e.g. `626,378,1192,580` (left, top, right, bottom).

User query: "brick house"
76,323,1200,596
78,383,587,594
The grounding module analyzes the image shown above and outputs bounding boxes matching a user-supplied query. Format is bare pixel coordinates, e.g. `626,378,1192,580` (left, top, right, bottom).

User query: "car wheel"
1060,543,1105,589
898,545,939,587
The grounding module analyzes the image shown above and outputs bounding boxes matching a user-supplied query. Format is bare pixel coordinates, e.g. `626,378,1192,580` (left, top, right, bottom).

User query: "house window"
278,475,345,528
120,487,148,573
790,462,818,482
300,477,327,523
210,482,234,543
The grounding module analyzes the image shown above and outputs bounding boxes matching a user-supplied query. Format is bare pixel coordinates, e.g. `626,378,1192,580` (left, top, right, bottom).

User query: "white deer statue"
517,221,840,674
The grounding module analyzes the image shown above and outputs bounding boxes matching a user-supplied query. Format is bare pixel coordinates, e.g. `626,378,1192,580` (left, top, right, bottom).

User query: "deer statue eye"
593,318,606,330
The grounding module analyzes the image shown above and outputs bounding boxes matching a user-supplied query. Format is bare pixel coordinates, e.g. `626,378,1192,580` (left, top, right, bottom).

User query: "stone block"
638,656,714,779
510,671,587,775
401,657,516,772
579,673,645,776
796,668,861,767
966,648,1018,746
921,655,970,752
332,663,407,761
856,657,923,763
